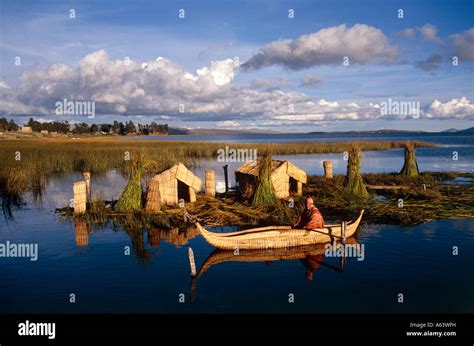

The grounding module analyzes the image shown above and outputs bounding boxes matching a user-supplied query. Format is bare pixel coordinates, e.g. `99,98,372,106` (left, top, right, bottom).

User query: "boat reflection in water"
197,237,360,278
189,237,361,301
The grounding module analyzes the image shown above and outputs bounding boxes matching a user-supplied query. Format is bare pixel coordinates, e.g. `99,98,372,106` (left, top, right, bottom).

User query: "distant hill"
168,127,190,135
167,127,474,136
168,127,280,135
307,129,428,135
457,127,474,133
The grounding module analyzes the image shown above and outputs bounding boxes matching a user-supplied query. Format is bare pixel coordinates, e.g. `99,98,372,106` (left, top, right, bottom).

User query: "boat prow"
196,210,364,250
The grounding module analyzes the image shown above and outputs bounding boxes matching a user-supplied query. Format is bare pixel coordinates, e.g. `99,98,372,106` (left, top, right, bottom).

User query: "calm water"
189,132,474,192
1,132,473,313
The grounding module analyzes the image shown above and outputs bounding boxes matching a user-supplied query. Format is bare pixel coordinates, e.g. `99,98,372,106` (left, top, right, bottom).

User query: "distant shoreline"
0,126,472,141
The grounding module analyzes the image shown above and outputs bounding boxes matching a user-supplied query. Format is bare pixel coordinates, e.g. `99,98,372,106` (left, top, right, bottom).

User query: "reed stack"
343,145,369,198
115,153,143,213
400,142,419,177
252,151,277,206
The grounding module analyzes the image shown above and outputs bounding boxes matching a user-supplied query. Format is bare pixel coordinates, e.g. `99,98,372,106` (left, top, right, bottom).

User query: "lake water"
188,132,474,191
1,132,473,313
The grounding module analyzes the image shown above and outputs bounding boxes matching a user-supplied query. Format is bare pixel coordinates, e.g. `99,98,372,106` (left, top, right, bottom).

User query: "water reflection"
1,193,25,221
188,237,360,302
73,220,200,263
197,236,359,278
152,226,200,247
74,219,91,247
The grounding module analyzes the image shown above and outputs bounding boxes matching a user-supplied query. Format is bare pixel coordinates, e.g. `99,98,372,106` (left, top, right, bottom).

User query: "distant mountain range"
441,127,474,133
167,127,474,136
168,127,279,135
310,127,474,134
307,129,428,134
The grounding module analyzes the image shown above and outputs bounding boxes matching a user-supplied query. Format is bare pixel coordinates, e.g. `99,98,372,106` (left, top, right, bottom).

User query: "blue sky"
0,0,473,131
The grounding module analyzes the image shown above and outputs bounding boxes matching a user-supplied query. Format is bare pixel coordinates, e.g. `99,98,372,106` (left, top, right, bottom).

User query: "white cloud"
0,50,471,126
216,120,241,128
419,24,442,44
196,59,236,86
394,28,416,39
242,24,397,70
425,97,474,119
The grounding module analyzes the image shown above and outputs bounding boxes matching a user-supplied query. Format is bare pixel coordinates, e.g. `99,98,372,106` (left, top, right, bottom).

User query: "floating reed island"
52,141,474,233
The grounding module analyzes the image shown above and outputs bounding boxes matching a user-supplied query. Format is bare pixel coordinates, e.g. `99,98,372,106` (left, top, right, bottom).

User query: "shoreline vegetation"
1,138,472,232
0,138,435,197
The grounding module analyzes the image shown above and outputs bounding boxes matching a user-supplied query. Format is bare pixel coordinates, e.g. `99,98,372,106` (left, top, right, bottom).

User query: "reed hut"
148,163,202,206
235,159,307,199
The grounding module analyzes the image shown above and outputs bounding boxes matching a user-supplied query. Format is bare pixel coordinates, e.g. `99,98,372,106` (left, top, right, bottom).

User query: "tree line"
0,117,168,135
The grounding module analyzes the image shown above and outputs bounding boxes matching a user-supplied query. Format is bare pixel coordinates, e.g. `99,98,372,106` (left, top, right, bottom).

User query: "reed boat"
196,210,364,250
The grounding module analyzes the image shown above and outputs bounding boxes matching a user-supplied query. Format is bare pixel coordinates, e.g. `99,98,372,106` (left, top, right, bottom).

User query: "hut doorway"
289,177,298,194
177,180,191,202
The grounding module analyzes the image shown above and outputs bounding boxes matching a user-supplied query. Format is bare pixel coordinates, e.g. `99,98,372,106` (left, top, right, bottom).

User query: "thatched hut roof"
236,160,307,183
152,163,202,191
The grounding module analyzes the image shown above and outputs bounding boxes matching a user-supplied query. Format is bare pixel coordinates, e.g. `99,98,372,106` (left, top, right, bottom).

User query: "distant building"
40,130,49,134
20,126,33,133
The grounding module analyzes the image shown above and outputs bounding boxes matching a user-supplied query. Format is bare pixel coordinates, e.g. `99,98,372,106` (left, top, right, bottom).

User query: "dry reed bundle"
400,142,419,177
252,151,277,206
115,152,144,213
343,145,369,198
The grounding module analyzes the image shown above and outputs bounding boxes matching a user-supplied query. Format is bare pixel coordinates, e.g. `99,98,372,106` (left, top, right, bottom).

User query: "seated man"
294,195,324,229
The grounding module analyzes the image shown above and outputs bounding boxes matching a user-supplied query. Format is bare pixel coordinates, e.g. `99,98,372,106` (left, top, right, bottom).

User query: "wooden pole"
205,170,216,197
188,247,197,277
323,161,333,178
341,221,347,270
341,221,347,244
73,181,87,215
223,165,229,193
83,172,91,204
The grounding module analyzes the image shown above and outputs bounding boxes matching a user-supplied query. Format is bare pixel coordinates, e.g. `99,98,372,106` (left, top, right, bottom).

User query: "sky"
0,0,473,132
